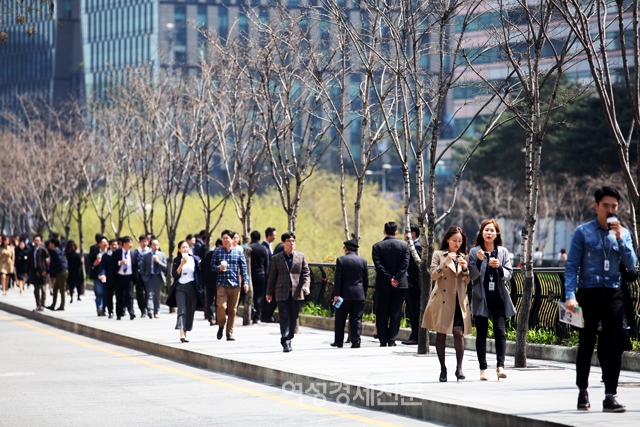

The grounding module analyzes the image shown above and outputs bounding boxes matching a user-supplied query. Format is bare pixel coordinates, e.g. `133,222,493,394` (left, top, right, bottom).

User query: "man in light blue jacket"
565,186,637,413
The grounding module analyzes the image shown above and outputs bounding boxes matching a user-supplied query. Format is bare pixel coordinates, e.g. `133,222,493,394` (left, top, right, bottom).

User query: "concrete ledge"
1,299,568,427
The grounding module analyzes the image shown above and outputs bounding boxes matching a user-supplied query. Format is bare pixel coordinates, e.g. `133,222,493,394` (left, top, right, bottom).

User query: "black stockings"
436,327,465,373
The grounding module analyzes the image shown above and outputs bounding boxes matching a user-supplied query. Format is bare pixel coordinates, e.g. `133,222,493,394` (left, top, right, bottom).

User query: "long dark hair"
474,219,502,250
440,226,467,254
65,240,78,256
176,240,188,257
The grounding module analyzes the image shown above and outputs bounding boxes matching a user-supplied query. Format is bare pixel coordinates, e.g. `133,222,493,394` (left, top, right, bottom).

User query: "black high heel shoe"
439,368,447,382
455,369,465,381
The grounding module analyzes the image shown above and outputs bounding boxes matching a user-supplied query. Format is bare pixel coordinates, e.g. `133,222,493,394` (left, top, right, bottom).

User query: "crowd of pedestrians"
1,186,635,413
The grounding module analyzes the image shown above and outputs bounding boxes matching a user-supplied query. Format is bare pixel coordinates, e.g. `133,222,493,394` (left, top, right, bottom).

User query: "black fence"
306,263,640,340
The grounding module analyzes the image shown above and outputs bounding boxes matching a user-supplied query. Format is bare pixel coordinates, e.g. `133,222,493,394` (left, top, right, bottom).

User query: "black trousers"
262,299,278,322
115,275,135,317
104,280,115,315
252,274,266,321
375,286,406,345
277,296,302,349
576,287,624,395
405,284,421,341
334,300,365,346
205,281,217,322
135,274,147,315
475,297,507,369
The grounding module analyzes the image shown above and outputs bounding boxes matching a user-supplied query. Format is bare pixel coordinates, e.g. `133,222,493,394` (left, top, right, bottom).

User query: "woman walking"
65,240,84,303
167,241,204,343
468,219,516,381
14,239,29,295
422,226,472,382
0,236,15,295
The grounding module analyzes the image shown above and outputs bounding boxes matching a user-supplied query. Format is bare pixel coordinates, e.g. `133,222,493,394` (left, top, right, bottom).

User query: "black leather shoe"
351,343,361,349
288,344,293,352
455,369,465,381
46,305,55,311
330,342,343,348
439,369,448,382
283,346,291,353
603,395,625,412
108,313,114,319
217,327,223,340
401,340,418,345
379,343,387,347
130,313,136,320
116,316,121,320
387,341,397,347
577,390,590,410
148,313,153,319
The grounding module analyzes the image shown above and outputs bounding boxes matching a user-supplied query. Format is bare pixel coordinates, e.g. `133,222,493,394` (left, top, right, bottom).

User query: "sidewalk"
2,289,639,427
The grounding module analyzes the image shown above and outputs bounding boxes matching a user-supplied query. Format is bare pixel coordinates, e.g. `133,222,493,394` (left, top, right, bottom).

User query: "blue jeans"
94,279,104,311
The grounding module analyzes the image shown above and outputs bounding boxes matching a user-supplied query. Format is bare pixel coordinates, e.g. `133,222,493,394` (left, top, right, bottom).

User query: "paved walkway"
2,288,640,426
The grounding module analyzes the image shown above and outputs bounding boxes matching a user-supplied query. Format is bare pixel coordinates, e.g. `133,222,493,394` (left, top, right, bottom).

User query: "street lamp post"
365,163,392,198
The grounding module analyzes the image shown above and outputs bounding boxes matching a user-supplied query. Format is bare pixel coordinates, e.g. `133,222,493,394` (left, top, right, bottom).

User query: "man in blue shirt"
565,186,637,413
211,230,249,341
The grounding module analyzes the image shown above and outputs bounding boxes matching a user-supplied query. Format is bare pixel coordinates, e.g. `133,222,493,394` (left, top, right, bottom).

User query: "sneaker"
577,390,590,410
603,395,626,413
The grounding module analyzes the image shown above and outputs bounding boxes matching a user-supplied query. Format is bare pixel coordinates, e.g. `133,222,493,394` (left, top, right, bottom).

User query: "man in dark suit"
109,236,137,320
266,232,311,352
331,239,368,349
194,230,208,260
202,238,222,325
141,238,167,319
261,227,278,322
372,222,410,347
249,230,270,324
402,223,423,345
28,234,49,311
132,235,150,317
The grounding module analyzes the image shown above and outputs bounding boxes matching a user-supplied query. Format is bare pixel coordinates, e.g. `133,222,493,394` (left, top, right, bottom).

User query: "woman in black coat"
65,240,84,303
166,240,205,343
14,239,29,295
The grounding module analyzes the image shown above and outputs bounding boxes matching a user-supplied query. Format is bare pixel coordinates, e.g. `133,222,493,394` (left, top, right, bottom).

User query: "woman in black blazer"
65,240,84,303
167,241,205,343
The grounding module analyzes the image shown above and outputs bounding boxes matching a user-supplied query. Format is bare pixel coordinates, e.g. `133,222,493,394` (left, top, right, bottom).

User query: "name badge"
604,260,610,271
488,281,495,291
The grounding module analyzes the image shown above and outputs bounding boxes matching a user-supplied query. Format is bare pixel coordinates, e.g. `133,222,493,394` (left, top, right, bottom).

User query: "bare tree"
554,0,640,247
0,0,54,43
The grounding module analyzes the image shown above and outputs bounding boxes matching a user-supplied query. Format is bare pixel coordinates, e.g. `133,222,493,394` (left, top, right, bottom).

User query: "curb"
1,299,568,427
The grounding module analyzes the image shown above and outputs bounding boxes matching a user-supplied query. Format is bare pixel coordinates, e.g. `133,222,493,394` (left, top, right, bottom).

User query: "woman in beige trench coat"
422,226,472,382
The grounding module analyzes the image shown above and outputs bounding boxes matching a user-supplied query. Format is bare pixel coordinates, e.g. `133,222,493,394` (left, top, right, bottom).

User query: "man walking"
141,238,167,319
266,232,311,352
565,186,637,412
402,223,423,345
99,239,119,318
372,222,410,347
211,230,249,341
110,236,137,320
203,238,222,326
46,238,68,311
249,230,269,324
193,230,208,260
331,239,368,349
132,235,150,317
261,227,278,323
28,234,48,311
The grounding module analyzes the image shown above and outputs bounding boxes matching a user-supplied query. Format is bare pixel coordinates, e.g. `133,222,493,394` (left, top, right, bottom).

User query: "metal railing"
306,263,640,340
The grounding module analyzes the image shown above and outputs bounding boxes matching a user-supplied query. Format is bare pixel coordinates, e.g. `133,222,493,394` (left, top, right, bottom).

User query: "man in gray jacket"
141,238,167,318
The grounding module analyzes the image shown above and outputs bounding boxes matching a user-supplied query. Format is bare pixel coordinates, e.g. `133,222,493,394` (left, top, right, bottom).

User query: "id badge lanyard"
487,252,495,291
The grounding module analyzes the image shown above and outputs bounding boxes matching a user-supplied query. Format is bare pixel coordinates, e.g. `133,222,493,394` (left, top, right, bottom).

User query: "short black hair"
139,235,147,242
33,234,43,241
109,239,118,245
186,234,194,241
410,223,420,238
281,232,295,242
265,227,276,237
198,230,207,239
250,230,261,241
99,236,108,244
221,229,233,238
215,238,223,247
384,222,398,235
595,186,621,203
49,238,60,248
120,236,132,244
95,233,104,243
